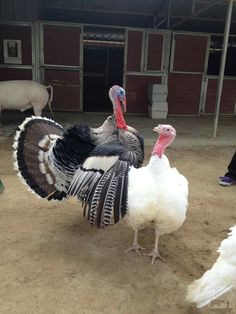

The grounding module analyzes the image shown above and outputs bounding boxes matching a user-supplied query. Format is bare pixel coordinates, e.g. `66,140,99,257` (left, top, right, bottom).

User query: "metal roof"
43,0,236,34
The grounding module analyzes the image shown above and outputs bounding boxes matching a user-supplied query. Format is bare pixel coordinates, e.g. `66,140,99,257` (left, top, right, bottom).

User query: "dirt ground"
0,135,236,314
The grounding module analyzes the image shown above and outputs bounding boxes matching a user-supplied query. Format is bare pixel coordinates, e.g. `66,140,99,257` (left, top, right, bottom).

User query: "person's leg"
219,150,236,186
225,150,236,180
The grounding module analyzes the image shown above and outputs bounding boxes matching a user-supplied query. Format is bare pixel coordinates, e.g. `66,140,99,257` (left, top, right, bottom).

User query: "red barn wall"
0,68,32,80
168,73,203,115
42,24,81,111
168,34,208,115
43,25,80,66
205,78,236,114
125,30,164,113
44,69,80,111
146,33,163,71
126,75,161,113
173,34,207,72
0,24,32,82
126,31,143,72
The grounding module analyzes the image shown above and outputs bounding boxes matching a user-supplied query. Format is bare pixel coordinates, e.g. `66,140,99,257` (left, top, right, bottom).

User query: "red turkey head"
109,85,127,130
109,85,126,113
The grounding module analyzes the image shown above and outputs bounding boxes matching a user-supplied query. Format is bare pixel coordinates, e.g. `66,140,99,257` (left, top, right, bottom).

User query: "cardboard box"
147,84,168,95
149,101,168,111
148,106,168,119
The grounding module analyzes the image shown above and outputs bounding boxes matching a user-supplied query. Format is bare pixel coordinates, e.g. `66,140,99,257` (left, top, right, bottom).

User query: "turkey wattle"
13,85,144,201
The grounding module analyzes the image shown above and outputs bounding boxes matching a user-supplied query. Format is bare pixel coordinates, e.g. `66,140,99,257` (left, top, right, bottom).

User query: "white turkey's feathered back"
186,225,236,308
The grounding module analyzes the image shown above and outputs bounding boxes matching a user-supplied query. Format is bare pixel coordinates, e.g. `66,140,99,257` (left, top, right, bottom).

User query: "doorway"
83,46,124,112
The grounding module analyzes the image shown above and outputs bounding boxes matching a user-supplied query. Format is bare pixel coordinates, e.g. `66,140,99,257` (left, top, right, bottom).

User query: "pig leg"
32,103,42,116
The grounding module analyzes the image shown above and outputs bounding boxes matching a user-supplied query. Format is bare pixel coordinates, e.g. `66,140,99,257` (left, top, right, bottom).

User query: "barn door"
124,29,167,114
82,26,125,113
40,22,82,111
168,33,209,115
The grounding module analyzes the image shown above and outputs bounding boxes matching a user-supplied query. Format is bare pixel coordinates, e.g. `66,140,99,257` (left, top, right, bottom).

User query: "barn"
1,2,236,313
1,0,236,119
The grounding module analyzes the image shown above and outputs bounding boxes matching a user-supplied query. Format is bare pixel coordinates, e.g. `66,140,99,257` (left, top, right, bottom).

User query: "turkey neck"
152,134,175,157
114,99,128,130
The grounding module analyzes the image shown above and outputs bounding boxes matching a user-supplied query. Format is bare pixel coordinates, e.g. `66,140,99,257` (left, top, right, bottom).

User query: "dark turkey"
13,85,144,201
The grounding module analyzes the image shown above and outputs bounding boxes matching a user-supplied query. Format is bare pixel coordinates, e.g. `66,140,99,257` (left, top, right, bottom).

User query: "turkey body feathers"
68,142,131,227
127,155,188,234
186,225,236,308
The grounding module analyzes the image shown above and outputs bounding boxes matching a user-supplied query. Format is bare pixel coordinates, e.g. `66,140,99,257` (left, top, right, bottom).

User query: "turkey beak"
153,126,161,133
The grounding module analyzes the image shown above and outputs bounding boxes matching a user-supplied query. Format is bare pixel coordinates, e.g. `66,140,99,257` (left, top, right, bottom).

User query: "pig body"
0,80,53,117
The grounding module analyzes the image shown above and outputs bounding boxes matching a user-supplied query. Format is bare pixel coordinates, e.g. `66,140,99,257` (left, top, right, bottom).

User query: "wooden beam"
170,0,225,28
43,4,154,17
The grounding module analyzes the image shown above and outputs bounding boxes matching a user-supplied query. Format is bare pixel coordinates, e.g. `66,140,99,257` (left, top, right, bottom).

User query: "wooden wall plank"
126,30,143,72
173,34,207,73
0,68,32,81
44,69,80,111
43,25,81,66
168,73,202,114
205,78,236,114
146,33,163,71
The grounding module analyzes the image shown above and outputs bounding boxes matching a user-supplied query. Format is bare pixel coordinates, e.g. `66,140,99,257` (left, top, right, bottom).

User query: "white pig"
0,80,53,117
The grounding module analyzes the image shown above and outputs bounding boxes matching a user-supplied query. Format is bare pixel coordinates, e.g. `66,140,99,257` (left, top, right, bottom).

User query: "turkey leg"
125,229,145,256
144,227,166,264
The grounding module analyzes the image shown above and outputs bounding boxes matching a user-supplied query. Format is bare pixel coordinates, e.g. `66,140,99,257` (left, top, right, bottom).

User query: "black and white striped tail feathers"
68,153,130,228
13,116,65,200
83,160,129,228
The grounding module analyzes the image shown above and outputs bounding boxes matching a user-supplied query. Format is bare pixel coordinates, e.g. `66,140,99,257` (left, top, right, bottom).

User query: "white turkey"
13,85,144,201
69,124,188,264
186,225,236,308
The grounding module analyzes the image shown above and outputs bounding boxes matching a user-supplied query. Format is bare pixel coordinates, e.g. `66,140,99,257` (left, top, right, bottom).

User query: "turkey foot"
125,243,146,256
144,250,166,264
125,229,145,256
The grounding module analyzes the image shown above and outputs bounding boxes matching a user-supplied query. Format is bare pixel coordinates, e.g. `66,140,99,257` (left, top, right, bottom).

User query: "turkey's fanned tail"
13,116,65,200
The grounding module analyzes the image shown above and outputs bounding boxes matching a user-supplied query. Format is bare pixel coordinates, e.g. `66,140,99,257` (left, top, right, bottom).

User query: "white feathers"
38,134,61,148
45,174,54,185
38,150,44,162
13,160,19,171
186,225,236,308
12,141,18,150
14,130,20,142
18,115,63,131
126,154,188,234
39,162,46,174
83,156,119,172
38,135,50,148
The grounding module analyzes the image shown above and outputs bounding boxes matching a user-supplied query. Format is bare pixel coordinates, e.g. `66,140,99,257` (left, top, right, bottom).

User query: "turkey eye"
166,128,170,131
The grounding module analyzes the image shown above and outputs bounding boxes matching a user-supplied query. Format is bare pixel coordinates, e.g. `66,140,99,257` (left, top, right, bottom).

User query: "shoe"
218,176,236,186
